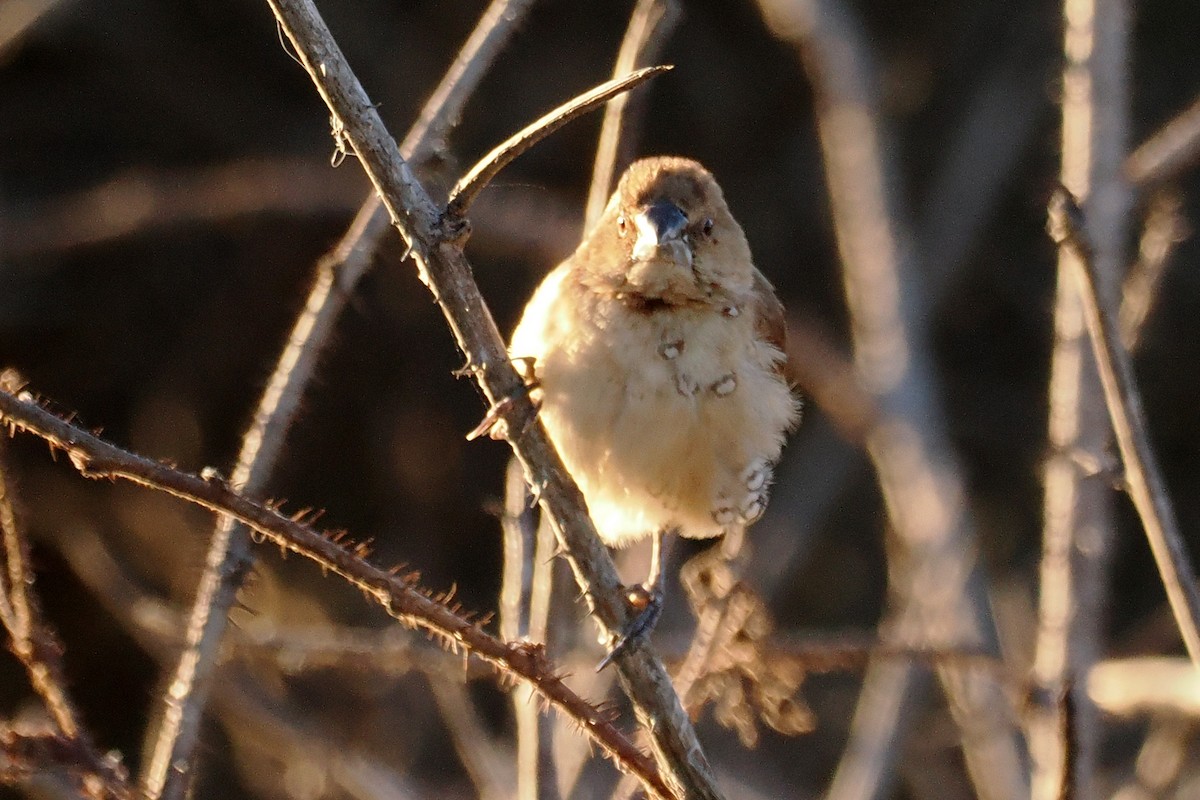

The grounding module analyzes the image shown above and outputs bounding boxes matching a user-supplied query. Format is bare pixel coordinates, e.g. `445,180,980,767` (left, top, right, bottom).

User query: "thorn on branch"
199,466,226,485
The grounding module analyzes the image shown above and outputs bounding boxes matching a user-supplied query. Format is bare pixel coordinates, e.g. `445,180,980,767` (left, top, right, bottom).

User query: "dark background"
2,0,1199,797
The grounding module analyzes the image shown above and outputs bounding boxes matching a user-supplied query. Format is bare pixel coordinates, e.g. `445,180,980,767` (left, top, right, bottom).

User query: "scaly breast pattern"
512,269,795,547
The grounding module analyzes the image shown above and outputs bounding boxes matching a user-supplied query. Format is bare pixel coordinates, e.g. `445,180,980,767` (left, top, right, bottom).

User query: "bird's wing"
750,268,788,365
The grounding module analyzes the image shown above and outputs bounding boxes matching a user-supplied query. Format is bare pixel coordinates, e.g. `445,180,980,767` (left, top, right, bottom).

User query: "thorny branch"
37,511,471,800
0,383,673,800
140,3,536,798
263,0,720,796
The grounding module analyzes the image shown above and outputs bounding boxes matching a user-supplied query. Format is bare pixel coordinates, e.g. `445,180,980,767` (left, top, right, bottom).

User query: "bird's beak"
631,200,690,266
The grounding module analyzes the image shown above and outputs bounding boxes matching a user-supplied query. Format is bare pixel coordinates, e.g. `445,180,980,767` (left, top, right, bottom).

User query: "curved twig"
447,65,672,215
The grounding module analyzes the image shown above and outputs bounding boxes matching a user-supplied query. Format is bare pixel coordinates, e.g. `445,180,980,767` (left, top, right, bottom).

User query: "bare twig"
1049,187,1200,669
1030,2,1131,797
1109,716,1192,800
584,0,682,229
1125,93,1200,188
427,675,515,800
1088,657,1200,717
783,318,877,444
0,385,673,800
140,3,536,798
447,65,671,215
501,455,560,800
524,515,562,800
263,0,720,795
0,430,132,800
1120,189,1185,349
3,159,365,259
756,2,1029,799
500,456,538,642
0,453,76,739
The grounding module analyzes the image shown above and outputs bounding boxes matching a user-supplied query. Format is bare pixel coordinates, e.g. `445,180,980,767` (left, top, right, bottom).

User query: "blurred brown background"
2,0,1200,797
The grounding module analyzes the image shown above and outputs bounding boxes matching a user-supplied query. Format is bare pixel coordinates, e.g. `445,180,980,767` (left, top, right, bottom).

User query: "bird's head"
577,156,755,308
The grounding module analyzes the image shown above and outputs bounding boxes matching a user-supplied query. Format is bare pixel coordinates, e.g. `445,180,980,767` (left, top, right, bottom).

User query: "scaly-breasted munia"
510,156,798,652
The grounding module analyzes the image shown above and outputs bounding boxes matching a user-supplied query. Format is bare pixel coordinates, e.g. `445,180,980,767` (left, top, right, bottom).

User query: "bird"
509,156,799,658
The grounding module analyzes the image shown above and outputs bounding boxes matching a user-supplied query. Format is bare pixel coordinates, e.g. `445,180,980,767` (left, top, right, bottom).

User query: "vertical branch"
0,429,131,799
524,517,562,800
755,2,1029,799
1030,1,1131,797
584,0,682,229
427,675,515,800
501,456,537,644
1049,189,1200,668
502,455,561,800
139,3,535,798
0,445,80,740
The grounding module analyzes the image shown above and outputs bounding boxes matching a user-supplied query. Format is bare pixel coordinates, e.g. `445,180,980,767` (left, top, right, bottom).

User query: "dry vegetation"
2,0,1200,798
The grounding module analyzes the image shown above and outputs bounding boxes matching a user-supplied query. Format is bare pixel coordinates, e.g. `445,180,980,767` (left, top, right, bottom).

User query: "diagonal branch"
1048,188,1200,668
139,3,536,799
0,384,673,800
1125,92,1200,189
264,0,717,795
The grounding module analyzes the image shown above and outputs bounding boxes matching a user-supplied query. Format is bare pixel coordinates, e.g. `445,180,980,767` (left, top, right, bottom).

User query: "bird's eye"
617,215,628,238
701,218,714,237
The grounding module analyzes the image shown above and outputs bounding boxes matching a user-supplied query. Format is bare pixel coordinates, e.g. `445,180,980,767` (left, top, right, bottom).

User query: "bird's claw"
596,583,664,672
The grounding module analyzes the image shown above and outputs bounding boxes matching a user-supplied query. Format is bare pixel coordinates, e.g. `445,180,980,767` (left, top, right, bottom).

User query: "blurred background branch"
2,0,1200,798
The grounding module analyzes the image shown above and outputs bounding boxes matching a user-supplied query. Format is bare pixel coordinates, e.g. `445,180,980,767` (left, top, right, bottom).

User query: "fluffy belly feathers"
511,268,797,546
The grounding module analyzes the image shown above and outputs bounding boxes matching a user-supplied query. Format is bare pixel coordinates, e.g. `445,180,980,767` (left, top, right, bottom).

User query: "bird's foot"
596,582,664,672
